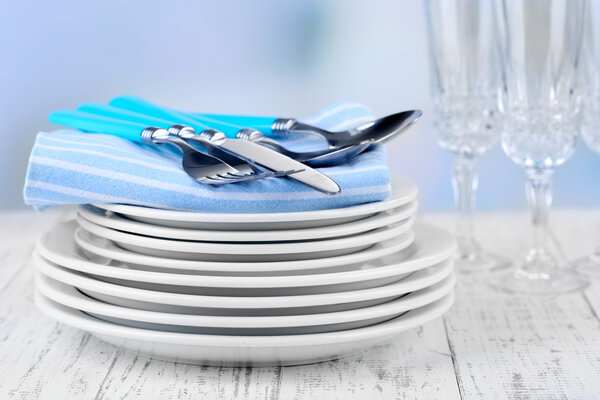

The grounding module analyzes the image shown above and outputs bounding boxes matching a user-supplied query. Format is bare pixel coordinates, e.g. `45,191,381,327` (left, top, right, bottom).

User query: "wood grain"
428,212,600,400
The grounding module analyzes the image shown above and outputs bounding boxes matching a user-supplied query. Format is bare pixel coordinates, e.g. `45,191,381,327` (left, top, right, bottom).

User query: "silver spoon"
189,109,423,148
235,129,374,167
273,110,423,148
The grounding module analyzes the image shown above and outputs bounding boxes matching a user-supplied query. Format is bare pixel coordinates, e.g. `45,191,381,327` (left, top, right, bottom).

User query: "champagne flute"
491,0,589,294
576,0,600,279
425,0,508,272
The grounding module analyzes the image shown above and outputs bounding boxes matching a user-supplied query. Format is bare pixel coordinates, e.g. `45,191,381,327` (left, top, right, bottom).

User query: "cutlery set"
49,96,422,194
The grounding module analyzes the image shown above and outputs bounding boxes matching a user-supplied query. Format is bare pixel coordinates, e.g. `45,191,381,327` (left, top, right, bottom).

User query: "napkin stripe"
37,134,182,164
26,175,391,203
38,135,157,158
302,102,369,123
328,116,376,131
24,197,67,205
29,156,219,195
28,177,391,209
28,154,389,195
26,180,167,207
30,145,387,181
26,150,390,209
34,144,182,173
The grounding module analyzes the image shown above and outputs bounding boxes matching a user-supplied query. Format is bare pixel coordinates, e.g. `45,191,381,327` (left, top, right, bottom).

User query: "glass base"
453,237,511,273
454,248,510,273
575,252,600,280
490,248,589,295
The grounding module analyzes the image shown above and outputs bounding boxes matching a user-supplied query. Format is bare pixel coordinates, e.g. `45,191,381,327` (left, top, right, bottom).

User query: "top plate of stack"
78,200,418,243
92,177,417,230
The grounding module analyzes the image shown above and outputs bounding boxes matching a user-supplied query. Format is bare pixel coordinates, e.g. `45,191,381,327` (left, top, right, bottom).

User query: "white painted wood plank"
93,318,460,400
444,277,600,399
93,354,283,400
0,210,61,289
0,251,122,399
424,211,600,400
277,318,461,400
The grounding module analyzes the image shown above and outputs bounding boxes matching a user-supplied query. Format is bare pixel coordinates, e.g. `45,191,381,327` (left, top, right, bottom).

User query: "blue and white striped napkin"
24,102,391,213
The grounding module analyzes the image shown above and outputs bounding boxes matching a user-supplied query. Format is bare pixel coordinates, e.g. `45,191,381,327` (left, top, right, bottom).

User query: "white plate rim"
35,271,456,329
78,201,418,242
34,255,454,309
34,290,454,347
73,224,422,273
91,177,417,224
75,214,415,255
38,222,454,288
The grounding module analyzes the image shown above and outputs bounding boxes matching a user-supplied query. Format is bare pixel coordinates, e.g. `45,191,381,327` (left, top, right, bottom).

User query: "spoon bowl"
236,130,374,167
302,140,374,167
288,110,423,148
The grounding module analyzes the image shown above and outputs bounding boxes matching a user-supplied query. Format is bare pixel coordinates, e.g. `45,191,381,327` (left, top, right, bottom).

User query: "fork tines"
202,169,303,185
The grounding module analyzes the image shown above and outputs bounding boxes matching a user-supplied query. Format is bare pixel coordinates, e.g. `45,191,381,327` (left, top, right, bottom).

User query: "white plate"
35,256,454,316
34,290,454,366
76,214,415,262
37,221,455,296
78,201,418,242
92,177,417,231
74,225,424,276
35,272,455,335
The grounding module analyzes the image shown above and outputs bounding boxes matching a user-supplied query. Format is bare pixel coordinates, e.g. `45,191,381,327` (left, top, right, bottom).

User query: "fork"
48,110,295,185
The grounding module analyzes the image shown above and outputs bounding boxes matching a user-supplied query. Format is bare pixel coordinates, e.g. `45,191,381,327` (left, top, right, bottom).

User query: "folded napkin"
24,102,391,213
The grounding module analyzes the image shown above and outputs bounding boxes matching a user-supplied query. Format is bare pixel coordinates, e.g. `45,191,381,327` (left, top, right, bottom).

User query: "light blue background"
1,0,599,211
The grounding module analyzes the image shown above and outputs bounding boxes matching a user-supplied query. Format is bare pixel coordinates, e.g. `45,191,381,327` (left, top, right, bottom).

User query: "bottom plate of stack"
34,289,454,367
33,179,457,366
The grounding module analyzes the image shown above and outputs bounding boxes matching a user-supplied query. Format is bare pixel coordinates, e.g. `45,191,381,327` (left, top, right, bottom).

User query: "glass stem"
525,170,553,261
452,156,478,253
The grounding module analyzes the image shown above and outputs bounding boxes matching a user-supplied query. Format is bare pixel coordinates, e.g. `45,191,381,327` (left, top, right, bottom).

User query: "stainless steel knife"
198,135,341,195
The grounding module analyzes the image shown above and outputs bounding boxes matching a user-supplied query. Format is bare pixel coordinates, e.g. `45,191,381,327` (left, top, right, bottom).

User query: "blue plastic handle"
77,103,179,131
109,96,235,136
48,109,151,143
188,113,279,135
109,95,277,137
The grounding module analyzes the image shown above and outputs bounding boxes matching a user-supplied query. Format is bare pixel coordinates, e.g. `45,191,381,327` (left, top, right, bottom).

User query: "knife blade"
207,138,341,195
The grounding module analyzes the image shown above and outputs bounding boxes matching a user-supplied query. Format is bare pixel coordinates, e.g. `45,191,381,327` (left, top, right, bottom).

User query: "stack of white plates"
33,178,456,367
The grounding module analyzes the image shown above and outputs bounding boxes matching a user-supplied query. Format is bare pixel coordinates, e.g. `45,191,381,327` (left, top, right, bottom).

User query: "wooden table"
1,209,599,399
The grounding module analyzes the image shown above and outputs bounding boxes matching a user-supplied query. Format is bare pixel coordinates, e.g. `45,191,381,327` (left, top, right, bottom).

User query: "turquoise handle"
188,113,278,135
109,95,235,136
77,103,177,130
109,95,276,137
48,110,149,143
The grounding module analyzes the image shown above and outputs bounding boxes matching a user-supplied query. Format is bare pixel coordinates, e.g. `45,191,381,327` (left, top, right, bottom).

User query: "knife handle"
77,103,178,131
187,113,278,135
48,110,152,143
